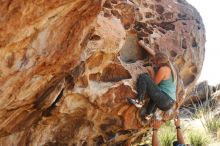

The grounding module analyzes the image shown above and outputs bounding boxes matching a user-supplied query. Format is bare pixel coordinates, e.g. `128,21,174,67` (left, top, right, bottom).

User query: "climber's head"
154,52,169,67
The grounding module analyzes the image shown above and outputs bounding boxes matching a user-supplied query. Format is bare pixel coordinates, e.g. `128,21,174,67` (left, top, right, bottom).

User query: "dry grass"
158,121,176,146
187,129,210,146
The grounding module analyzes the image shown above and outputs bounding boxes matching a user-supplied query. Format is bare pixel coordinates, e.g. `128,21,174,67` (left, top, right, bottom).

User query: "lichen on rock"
0,0,205,145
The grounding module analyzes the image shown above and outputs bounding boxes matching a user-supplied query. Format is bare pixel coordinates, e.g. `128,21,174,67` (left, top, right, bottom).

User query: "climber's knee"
138,73,153,86
138,73,150,81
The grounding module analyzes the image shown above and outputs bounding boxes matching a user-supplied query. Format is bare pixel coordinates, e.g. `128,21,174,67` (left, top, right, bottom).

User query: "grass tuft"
205,117,220,135
158,121,176,146
187,129,210,146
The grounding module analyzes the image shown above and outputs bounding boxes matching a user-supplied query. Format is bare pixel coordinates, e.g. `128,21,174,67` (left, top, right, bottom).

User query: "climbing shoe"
127,97,143,108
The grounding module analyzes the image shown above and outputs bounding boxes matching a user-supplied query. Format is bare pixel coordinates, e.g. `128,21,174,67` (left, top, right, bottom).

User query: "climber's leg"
137,74,174,112
136,73,148,101
127,73,148,107
136,73,162,100
156,92,174,111
128,73,159,106
146,99,155,115
140,99,157,116
130,73,174,112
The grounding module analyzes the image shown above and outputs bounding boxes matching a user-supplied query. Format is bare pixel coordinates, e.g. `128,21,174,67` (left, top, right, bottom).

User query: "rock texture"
0,0,205,145
184,81,220,118
184,81,215,105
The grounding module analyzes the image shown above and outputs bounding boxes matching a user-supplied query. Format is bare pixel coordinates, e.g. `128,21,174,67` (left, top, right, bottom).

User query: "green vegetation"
158,122,211,146
205,117,220,135
189,98,220,137
187,130,210,146
158,121,176,146
158,120,212,146
137,97,219,146
182,94,220,144
137,119,213,146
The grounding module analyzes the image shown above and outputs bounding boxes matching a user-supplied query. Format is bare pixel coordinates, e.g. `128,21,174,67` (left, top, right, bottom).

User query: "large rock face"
0,0,205,145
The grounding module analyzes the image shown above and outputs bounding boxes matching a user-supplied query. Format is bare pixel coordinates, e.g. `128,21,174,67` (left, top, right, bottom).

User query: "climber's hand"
152,119,163,130
146,66,155,79
174,115,181,127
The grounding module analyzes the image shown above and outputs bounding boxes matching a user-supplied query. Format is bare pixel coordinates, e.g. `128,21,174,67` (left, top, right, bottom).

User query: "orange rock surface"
0,0,205,145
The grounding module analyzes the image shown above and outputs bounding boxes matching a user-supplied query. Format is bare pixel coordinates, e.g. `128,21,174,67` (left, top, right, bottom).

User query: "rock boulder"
0,0,205,145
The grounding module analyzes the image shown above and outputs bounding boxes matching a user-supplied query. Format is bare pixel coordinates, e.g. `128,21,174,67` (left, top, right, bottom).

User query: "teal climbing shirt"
159,74,176,100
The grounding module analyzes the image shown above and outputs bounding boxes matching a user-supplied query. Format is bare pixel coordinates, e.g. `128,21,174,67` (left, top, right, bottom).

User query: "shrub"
158,121,176,146
187,130,210,146
205,117,220,135
187,95,220,138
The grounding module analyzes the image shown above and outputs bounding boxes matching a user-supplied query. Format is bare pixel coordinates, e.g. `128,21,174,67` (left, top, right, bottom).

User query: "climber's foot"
144,114,153,121
127,97,143,108
139,113,153,125
144,114,153,125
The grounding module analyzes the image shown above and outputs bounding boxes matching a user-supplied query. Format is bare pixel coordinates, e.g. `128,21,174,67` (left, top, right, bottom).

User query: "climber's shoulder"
157,66,171,77
158,66,171,73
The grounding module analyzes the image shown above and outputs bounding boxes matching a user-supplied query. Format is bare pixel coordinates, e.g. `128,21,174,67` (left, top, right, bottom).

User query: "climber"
127,40,177,118
151,116,186,146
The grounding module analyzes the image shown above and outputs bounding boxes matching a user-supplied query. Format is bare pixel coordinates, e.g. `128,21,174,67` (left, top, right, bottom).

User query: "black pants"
137,73,174,116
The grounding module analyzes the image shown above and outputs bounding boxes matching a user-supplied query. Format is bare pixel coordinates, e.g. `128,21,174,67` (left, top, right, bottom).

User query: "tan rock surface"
0,0,205,145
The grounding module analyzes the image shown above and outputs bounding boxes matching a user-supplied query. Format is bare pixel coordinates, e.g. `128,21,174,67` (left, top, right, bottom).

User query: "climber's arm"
138,40,156,57
152,119,163,146
174,116,185,144
146,66,155,79
152,129,159,146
